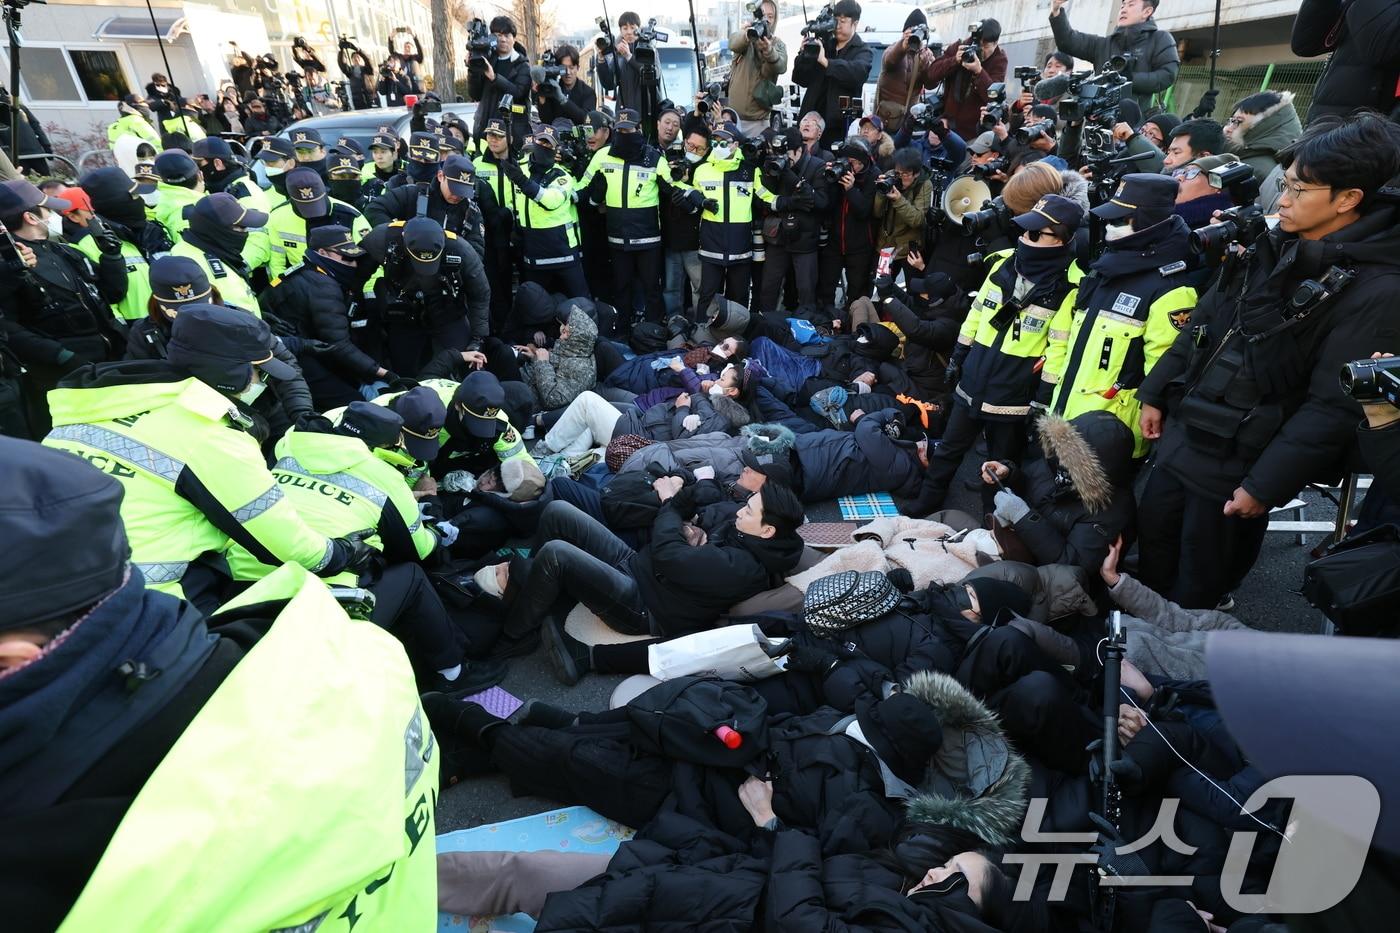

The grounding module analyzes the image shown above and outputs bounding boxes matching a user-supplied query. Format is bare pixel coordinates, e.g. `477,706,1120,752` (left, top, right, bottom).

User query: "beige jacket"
727,30,788,121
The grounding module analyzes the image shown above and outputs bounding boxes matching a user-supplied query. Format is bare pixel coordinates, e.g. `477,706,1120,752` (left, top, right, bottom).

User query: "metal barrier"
1160,61,1329,118
1266,473,1368,546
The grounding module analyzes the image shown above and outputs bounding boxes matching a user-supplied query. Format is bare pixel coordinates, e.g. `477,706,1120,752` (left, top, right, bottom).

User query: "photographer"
1049,0,1179,112
377,55,415,107
336,39,378,110
792,0,873,151
817,137,878,312
534,45,597,126
892,112,967,169
758,127,831,316
1136,114,1400,609
596,12,649,115
729,1,787,137
874,147,934,272
468,17,532,154
1017,51,1073,112
921,19,1006,140
662,117,708,317
875,10,938,133
242,97,284,136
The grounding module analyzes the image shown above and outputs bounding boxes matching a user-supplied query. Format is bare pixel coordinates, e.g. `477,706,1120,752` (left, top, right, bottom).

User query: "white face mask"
45,210,63,238
233,373,268,405
1104,222,1134,242
684,150,704,164
709,382,728,399
711,144,734,161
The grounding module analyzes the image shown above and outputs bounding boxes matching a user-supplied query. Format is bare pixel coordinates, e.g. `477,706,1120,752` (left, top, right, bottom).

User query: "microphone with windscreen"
1032,72,1074,102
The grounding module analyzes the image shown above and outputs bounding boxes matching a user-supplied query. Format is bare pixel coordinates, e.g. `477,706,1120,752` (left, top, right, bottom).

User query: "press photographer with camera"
892,104,966,169
874,147,934,275
1017,51,1073,112
921,19,1006,141
729,1,787,137
377,55,415,107
1136,114,1400,609
875,9,939,133
468,17,532,153
792,0,873,151
816,136,878,312
336,38,378,110
1049,0,1179,112
756,127,830,316
534,45,597,126
596,12,650,116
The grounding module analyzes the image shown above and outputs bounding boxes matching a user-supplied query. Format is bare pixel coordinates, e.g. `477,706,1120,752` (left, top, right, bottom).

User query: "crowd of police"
3,0,1400,930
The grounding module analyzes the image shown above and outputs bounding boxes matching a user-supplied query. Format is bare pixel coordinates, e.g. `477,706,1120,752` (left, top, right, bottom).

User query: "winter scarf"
0,570,216,816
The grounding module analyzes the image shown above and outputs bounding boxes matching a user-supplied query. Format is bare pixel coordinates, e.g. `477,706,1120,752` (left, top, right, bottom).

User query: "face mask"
1104,222,1134,242
233,373,268,405
612,131,643,160
407,160,437,183
330,179,361,203
264,164,288,177
711,144,734,161
529,147,555,168
684,150,704,164
709,383,728,398
44,210,64,238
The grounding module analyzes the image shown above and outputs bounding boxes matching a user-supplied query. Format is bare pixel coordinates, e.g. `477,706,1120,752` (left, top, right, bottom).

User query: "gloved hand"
302,339,334,356
993,488,1031,525
499,158,526,184
703,197,719,213
441,470,478,493
434,520,460,547
331,528,379,576
681,413,701,432
673,186,696,207
943,361,961,390
772,195,791,212
548,82,567,103
1191,88,1220,119
1026,401,1048,445
93,226,124,257
784,643,840,675
790,186,815,211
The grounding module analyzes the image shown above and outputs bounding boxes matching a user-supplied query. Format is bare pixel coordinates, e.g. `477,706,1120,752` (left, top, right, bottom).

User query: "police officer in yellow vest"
160,97,207,143
253,136,297,213
497,124,587,297
0,437,437,933
911,194,1087,515
107,93,162,148
226,401,509,693
265,167,370,279
577,108,677,321
73,167,176,323
192,136,273,273
1039,174,1197,457
678,121,778,317
324,383,453,493
361,129,403,202
43,303,377,608
151,149,204,239
475,115,519,327
168,193,267,315
436,370,545,502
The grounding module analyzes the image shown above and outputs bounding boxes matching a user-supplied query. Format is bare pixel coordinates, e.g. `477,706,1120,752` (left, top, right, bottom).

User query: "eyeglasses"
1172,166,1203,181
1276,177,1332,199
684,142,709,154
1226,116,1246,126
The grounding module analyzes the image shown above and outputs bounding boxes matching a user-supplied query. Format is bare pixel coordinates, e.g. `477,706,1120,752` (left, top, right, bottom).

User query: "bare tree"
483,0,557,59
431,0,457,97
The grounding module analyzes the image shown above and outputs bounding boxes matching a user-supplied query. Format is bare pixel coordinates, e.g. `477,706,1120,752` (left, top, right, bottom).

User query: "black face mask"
407,160,437,184
529,147,555,169
330,179,361,203
298,156,329,178
611,131,644,162
908,873,981,917
200,162,236,191
98,196,147,229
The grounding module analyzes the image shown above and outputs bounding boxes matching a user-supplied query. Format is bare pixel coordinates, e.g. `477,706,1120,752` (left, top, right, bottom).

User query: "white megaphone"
942,176,992,225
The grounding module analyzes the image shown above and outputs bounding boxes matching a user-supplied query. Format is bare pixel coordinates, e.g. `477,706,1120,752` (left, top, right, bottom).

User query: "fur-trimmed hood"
1036,411,1134,513
1225,90,1302,155
710,394,752,430
1059,169,1091,213
901,670,1031,848
741,422,796,457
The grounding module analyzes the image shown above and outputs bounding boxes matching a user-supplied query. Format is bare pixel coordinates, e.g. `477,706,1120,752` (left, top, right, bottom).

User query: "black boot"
520,698,579,729
540,614,592,686
423,658,509,698
421,692,498,786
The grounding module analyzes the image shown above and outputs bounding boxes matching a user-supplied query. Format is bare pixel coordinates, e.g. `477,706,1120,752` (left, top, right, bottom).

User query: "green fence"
1160,61,1329,120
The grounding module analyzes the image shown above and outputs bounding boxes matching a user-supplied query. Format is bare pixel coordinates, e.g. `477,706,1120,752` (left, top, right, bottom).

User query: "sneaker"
426,658,508,698
487,629,541,660
540,614,592,686
1215,594,1236,612
519,698,578,729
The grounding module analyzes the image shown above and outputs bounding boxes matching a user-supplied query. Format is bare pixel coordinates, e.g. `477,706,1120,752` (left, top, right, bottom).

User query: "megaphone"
942,176,992,225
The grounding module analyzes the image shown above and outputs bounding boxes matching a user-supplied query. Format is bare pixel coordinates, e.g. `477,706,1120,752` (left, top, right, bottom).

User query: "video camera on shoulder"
538,48,565,83
962,22,985,63
799,4,837,64
466,18,494,68
1342,356,1400,406
634,17,668,64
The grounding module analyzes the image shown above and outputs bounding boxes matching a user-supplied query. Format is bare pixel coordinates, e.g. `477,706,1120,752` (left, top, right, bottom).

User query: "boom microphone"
1032,72,1074,101
530,65,547,85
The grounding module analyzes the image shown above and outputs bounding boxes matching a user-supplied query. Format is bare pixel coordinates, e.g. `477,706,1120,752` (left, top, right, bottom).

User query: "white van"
773,2,940,132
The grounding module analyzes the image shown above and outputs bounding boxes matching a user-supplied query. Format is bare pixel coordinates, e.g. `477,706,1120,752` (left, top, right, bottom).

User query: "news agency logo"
1007,775,1381,913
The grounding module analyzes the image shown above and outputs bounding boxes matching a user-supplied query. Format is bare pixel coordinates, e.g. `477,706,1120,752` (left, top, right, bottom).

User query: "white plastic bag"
647,624,788,683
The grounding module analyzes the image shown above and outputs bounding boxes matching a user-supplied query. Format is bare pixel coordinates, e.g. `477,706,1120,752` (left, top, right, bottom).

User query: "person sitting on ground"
520,301,599,413
484,480,805,657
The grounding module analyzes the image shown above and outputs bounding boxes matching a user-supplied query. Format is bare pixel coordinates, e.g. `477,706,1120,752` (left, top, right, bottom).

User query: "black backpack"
629,321,669,355
625,676,770,768
1302,523,1400,636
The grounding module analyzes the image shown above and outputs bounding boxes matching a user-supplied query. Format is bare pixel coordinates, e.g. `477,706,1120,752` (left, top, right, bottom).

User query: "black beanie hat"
904,9,927,29
966,577,1033,624
0,437,130,629
856,692,943,786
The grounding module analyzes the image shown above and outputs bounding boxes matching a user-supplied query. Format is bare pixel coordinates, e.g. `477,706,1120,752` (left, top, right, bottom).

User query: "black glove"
1191,88,1220,119
499,158,526,184
301,339,333,356
93,227,124,257
772,195,791,212
672,186,694,206
330,528,379,576
790,186,815,212
784,643,840,675
943,361,961,390
703,197,719,213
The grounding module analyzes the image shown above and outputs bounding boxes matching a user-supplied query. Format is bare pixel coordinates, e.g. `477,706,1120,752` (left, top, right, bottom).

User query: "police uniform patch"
1169,307,1192,330
1111,292,1141,315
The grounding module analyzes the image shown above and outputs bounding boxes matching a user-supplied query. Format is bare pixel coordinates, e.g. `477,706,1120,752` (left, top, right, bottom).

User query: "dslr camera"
971,157,1008,179
981,83,1008,130
907,88,946,132
701,81,726,109
961,197,1012,238
823,157,853,180
466,18,494,68
595,16,616,52
1188,204,1267,257
799,4,837,64
1015,118,1055,143
908,23,934,52
747,3,770,40
875,171,898,194
1341,356,1400,405
962,21,985,63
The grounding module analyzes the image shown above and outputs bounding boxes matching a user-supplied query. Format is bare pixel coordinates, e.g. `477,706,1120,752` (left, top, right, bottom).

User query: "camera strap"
1246,263,1356,344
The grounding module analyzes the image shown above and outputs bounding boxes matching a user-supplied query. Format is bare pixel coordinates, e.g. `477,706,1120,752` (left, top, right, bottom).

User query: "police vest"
153,183,201,240
577,145,672,249
57,561,438,933
687,156,775,265
161,114,206,141
475,154,518,227
43,375,336,596
107,113,160,147
74,235,152,322
168,239,261,316
266,199,370,278
512,167,580,266
226,429,438,585
1044,261,1197,456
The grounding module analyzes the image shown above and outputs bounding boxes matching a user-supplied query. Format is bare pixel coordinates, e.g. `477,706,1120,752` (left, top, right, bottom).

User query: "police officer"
436,370,545,505
287,126,330,180
265,168,369,279
910,195,1086,515
0,437,438,933
226,402,507,693
1039,173,1197,457
107,92,161,149
577,108,676,322
683,122,777,317
387,131,443,192
364,153,487,258
169,193,268,314
73,167,175,323
152,149,205,239
361,129,403,202
361,216,491,375
43,302,376,605
326,145,368,210
160,97,206,143
475,115,519,328
0,181,126,435
262,225,390,410
192,136,268,212
253,136,297,213
498,125,588,298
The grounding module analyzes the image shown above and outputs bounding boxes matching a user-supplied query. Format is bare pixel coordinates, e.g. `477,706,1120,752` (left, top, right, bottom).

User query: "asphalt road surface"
436,452,1342,832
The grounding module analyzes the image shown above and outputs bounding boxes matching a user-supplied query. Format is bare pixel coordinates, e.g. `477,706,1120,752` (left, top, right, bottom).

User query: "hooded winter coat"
525,305,598,411
617,390,752,443
1292,0,1400,122
794,409,926,502
1224,92,1303,185
793,34,874,150
999,411,1137,574
1048,14,1180,112
467,41,532,151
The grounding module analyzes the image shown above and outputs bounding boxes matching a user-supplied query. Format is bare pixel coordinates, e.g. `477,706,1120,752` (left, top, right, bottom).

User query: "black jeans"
370,562,464,672
525,260,590,299
610,246,665,323
1136,463,1269,609
695,260,751,322
505,500,650,639
816,241,875,313
387,317,470,377
759,246,818,314
917,399,1027,514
